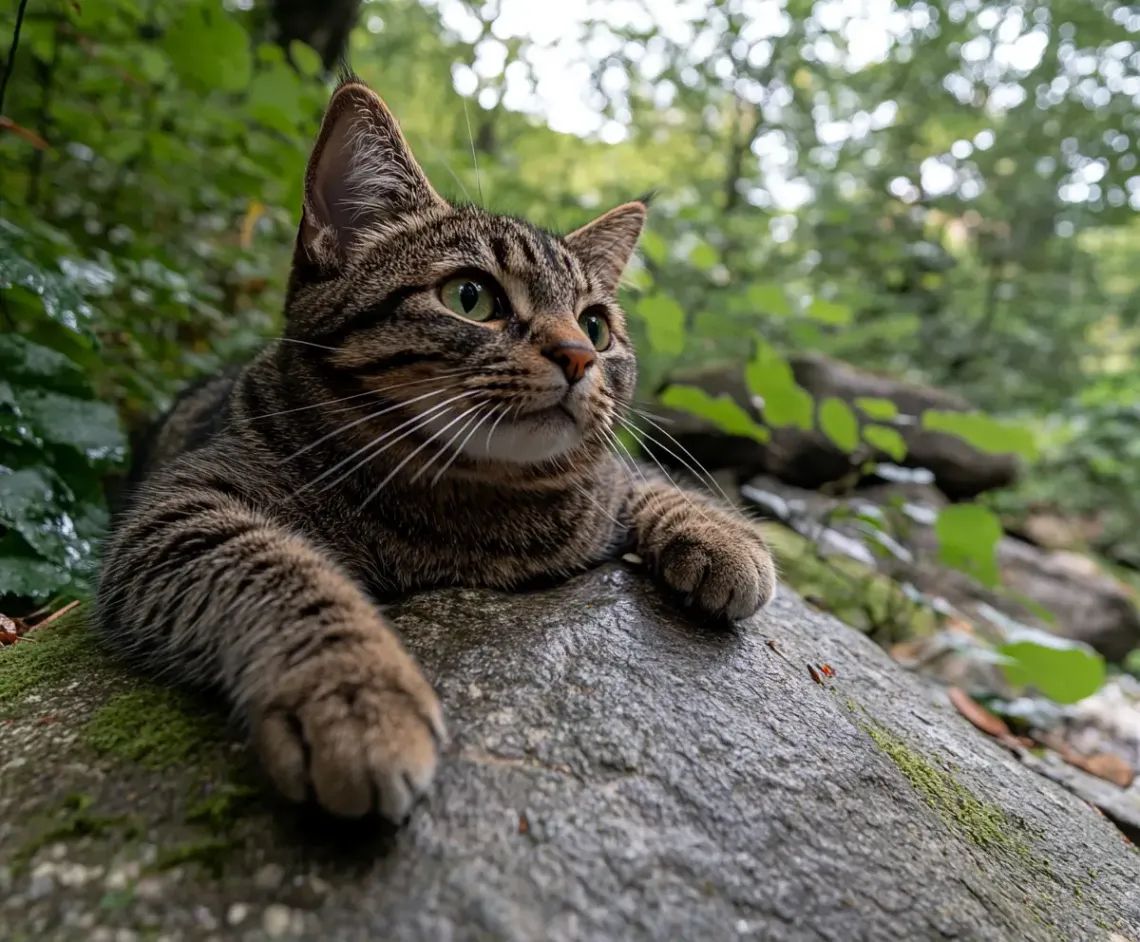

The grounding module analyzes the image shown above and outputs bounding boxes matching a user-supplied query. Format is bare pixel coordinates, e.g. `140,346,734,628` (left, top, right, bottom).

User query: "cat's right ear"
301,81,444,266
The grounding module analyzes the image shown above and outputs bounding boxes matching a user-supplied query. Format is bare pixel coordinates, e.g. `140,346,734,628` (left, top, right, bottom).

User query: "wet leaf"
922,411,1038,462
659,385,769,444
636,294,686,355
819,397,859,453
863,424,907,461
935,504,1002,587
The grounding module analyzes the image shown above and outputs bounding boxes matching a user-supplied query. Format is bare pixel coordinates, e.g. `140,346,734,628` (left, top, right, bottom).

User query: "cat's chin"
459,406,585,465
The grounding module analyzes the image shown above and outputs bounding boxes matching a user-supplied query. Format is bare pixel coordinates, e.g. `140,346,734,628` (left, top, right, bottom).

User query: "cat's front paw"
252,637,445,821
651,518,777,622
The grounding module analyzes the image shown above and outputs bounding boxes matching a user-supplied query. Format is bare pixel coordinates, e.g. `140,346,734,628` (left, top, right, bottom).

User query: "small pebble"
227,903,251,927
262,903,293,937
194,905,219,930
254,863,285,891
134,877,165,902
104,869,130,892
26,872,56,902
56,862,92,888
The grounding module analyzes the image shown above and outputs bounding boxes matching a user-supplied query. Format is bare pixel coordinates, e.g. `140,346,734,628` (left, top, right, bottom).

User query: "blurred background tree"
3,0,1140,638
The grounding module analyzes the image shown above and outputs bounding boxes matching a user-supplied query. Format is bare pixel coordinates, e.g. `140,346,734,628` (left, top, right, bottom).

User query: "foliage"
1,0,1138,709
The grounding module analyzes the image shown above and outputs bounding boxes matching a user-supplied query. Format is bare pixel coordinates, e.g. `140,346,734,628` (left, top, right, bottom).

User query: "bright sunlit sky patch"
377,0,1135,210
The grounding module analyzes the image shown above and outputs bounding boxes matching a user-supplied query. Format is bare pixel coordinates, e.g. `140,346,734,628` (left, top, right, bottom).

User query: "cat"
95,76,778,821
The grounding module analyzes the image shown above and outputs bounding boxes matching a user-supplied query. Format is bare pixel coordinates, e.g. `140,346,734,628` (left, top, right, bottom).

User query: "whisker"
569,479,625,530
277,337,341,352
359,402,487,511
411,132,472,203
462,94,484,206
304,389,483,494
483,401,513,452
629,405,677,425
283,384,465,464
624,412,737,508
409,403,489,485
245,368,483,423
430,404,499,485
615,418,715,524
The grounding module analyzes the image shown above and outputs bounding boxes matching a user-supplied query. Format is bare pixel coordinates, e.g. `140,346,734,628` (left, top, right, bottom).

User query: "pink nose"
543,342,596,384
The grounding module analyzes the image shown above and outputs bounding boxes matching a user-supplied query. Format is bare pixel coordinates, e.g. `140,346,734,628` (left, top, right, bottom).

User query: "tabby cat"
96,76,777,821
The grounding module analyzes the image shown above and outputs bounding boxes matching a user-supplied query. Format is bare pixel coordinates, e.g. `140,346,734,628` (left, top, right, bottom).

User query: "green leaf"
0,226,96,338
745,343,813,430
659,385,769,444
635,294,686,356
11,388,128,460
863,424,908,461
806,297,852,325
854,397,899,421
0,336,88,396
935,503,1002,588
165,1,252,93
638,230,668,265
289,40,323,77
819,397,859,452
247,62,304,134
747,283,790,318
136,46,170,83
999,635,1105,705
688,241,719,271
922,411,1038,461
0,552,70,599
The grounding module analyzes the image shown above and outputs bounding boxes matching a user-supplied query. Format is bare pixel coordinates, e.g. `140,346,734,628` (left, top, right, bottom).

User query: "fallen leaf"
948,687,1012,739
945,616,974,636
1080,752,1135,789
1038,733,1136,789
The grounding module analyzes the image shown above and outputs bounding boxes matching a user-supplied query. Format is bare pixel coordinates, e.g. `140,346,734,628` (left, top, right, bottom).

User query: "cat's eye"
578,309,611,351
440,276,498,322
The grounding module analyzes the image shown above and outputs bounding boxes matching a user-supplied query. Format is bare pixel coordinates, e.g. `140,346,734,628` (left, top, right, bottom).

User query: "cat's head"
284,77,645,469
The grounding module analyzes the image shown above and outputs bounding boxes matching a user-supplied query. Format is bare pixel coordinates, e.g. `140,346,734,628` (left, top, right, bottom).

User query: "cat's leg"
95,477,443,820
625,477,777,621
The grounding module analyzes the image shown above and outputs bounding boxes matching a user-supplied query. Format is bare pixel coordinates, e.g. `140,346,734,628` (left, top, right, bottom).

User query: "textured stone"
1,565,1139,941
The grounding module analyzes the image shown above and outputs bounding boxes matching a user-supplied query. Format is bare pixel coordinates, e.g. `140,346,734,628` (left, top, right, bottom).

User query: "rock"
652,353,1019,499
2,566,1139,941
744,475,1140,661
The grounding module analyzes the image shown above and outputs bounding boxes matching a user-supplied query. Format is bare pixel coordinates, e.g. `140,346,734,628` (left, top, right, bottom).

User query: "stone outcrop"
1,566,1138,941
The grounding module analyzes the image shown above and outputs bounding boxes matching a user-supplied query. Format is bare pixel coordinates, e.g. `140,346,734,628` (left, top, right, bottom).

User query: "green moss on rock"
863,723,1015,850
81,686,230,770
0,614,102,705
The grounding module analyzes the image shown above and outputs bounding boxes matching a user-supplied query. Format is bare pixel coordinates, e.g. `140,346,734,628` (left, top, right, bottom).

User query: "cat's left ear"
564,201,648,292
301,79,444,264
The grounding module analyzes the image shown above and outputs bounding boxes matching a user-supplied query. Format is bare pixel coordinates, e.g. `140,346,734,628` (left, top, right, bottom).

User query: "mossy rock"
1,565,1138,941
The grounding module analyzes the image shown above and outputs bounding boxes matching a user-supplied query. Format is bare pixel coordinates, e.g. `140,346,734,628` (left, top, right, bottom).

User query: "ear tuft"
301,81,443,266
564,201,648,292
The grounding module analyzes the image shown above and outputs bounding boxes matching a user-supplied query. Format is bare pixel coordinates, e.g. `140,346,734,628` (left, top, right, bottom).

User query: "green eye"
441,277,497,321
578,310,611,350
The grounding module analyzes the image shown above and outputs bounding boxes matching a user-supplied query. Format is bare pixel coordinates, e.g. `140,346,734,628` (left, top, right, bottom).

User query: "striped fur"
95,78,776,820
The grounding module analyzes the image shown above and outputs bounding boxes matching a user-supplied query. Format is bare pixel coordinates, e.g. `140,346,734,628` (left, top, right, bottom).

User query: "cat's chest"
332,486,623,589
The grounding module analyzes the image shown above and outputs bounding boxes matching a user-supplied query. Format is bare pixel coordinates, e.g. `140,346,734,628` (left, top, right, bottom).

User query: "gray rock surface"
744,474,1140,661
2,565,1139,942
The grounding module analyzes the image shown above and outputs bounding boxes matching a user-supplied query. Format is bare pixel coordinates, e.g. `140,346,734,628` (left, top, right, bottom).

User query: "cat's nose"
542,342,596,384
